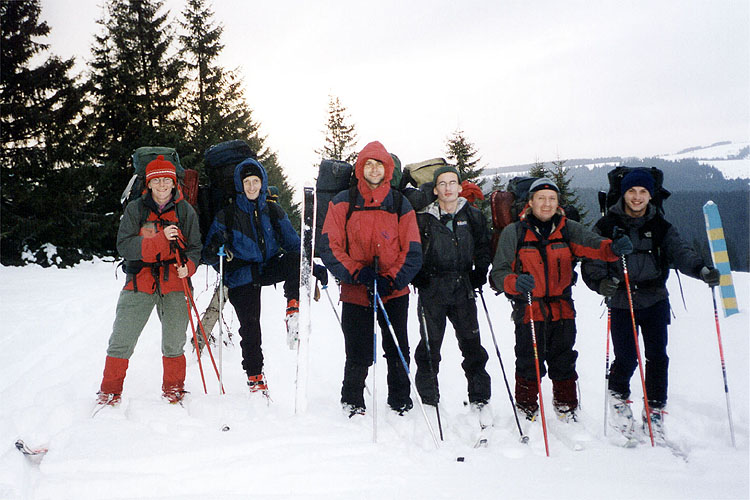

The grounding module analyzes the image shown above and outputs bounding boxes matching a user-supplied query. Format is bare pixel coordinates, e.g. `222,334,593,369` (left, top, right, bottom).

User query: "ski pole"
527,292,549,457
711,286,736,447
181,276,207,394
478,290,528,444
372,258,379,443
322,284,342,327
417,297,444,441
218,245,226,395
603,305,611,436
621,255,654,446
375,290,440,449
183,279,225,394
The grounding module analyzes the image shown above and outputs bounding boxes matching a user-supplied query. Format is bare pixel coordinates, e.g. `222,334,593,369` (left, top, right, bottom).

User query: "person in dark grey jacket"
412,166,492,410
581,169,720,440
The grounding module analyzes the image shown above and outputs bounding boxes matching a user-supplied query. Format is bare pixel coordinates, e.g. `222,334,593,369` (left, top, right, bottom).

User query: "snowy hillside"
660,141,750,180
1,260,748,499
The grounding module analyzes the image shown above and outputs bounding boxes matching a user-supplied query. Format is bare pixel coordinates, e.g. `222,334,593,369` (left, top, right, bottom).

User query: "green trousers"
106,290,188,359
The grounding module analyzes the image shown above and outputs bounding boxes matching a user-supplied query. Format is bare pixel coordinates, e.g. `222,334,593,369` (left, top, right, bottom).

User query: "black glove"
411,272,430,290
515,273,535,295
356,266,377,287
598,277,620,297
375,275,395,296
470,268,487,289
700,266,721,287
313,263,328,286
611,233,634,257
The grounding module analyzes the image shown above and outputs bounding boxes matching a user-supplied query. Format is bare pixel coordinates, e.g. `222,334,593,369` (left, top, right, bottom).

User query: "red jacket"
117,189,202,295
320,141,422,306
491,207,619,322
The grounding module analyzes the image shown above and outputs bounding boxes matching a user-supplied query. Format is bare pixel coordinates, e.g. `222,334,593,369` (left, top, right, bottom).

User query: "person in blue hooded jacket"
203,159,322,394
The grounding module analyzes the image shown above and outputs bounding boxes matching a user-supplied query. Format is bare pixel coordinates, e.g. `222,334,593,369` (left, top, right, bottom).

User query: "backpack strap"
344,186,404,253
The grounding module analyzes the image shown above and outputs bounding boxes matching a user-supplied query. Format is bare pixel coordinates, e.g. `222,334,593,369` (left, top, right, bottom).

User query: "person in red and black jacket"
319,141,422,417
490,178,633,422
96,155,202,409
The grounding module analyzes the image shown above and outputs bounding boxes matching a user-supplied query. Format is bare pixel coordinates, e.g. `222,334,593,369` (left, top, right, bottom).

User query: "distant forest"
568,158,749,271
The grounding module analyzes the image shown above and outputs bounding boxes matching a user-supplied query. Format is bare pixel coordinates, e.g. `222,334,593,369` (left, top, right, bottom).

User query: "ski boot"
642,406,667,444
285,299,300,349
342,403,366,418
608,390,635,437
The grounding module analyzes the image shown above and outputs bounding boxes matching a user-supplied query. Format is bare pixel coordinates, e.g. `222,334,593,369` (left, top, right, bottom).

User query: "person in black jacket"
582,169,720,441
412,166,492,411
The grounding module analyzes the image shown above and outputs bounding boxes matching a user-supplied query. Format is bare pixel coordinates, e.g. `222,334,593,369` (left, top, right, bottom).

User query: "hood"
421,197,468,219
234,158,268,214
354,141,394,203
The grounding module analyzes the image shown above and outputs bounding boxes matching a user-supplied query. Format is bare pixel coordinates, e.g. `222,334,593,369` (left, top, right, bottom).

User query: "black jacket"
414,198,491,304
581,200,705,310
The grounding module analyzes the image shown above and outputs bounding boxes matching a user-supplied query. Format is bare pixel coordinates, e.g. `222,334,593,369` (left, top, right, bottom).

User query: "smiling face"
362,158,385,189
529,189,559,222
623,186,651,218
148,177,175,205
243,175,263,200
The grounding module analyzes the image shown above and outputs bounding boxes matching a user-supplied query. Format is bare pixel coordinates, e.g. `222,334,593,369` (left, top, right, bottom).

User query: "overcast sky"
40,0,749,186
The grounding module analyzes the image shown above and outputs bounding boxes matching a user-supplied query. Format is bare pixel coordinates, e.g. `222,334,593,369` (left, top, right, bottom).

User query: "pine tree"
87,0,186,220
528,159,548,178
1,0,93,266
316,95,358,164
549,157,588,222
445,128,484,185
177,0,299,228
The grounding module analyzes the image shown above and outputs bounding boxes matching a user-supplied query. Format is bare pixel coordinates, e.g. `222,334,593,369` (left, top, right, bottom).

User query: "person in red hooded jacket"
95,155,202,409
320,141,422,417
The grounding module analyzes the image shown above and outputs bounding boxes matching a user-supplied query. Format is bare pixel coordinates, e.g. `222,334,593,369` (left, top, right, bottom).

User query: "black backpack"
598,166,671,215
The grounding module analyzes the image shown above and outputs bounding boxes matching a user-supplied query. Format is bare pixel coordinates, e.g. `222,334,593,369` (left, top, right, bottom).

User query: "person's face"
623,186,651,217
243,175,263,200
529,189,559,222
362,159,385,188
148,177,174,204
433,172,462,204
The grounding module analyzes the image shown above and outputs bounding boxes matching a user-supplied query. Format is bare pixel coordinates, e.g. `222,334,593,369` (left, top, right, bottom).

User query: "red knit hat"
145,155,177,184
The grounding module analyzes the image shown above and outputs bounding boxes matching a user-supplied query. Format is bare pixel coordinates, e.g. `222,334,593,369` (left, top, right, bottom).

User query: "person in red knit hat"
95,154,202,409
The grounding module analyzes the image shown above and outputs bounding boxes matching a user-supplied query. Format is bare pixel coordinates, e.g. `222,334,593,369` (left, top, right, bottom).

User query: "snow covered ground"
1,260,748,499
659,141,750,180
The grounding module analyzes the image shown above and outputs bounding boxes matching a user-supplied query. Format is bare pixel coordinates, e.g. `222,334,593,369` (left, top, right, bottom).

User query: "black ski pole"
417,297,444,441
478,290,529,444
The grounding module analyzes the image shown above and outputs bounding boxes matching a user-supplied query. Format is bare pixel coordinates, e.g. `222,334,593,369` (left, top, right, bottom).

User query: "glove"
700,266,721,287
470,268,487,289
313,263,328,286
375,275,395,296
515,273,535,295
411,272,430,290
611,234,634,256
598,277,620,297
356,266,377,287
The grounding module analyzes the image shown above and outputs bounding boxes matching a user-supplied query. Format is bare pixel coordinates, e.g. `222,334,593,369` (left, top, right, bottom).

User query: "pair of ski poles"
602,256,735,448
175,237,225,395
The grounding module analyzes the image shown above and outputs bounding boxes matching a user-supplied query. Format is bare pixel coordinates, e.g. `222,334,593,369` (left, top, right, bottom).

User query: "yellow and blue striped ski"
702,201,739,317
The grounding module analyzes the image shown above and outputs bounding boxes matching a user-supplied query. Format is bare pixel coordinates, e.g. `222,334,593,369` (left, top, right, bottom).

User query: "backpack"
598,166,671,215
402,157,448,188
315,159,354,256
199,140,257,243
120,146,198,210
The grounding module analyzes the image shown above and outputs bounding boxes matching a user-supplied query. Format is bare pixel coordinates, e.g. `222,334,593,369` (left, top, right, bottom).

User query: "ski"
703,201,739,317
15,439,48,464
294,186,316,414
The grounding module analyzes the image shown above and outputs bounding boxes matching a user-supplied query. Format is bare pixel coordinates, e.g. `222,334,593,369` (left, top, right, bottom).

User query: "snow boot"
97,356,129,406
285,299,299,349
515,374,539,421
162,355,187,404
642,405,667,443
470,400,494,429
552,376,579,422
247,373,269,394
342,403,366,418
608,390,635,437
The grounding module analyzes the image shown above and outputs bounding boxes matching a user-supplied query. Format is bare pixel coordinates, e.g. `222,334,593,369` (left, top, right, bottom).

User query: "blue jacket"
202,159,300,288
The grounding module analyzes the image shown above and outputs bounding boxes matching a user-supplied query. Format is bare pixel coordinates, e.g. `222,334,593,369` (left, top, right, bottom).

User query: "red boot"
162,355,187,404
97,356,129,406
